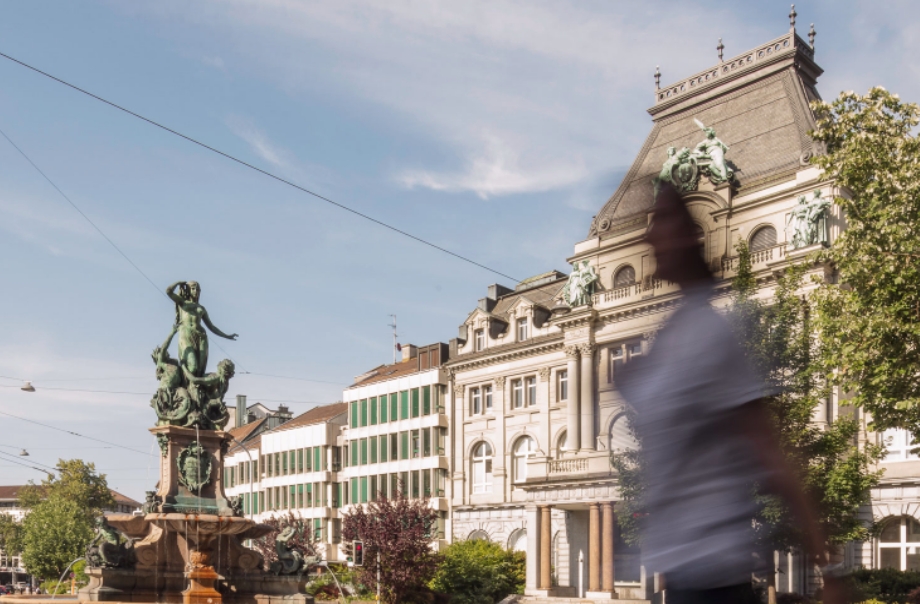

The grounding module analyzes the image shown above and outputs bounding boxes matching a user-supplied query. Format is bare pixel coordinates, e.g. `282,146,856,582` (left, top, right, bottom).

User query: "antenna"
388,315,398,364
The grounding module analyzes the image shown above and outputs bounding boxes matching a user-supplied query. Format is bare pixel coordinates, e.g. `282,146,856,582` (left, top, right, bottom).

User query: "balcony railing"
721,244,786,274
591,277,678,310
548,458,589,474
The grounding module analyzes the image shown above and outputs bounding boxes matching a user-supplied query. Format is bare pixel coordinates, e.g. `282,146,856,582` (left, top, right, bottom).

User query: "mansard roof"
588,28,823,239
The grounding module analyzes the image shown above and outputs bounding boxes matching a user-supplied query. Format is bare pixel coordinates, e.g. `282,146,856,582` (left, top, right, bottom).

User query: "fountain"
65,281,313,604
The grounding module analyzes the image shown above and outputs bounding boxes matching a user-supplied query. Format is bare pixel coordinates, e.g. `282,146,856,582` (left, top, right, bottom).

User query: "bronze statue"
167,281,238,379
86,516,134,569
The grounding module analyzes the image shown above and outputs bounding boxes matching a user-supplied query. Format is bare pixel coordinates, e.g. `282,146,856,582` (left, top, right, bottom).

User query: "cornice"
550,307,598,330
446,334,565,373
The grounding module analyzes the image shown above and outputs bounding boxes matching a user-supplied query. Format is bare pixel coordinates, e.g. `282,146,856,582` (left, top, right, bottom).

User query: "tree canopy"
18,459,114,516
430,539,525,604
810,87,920,435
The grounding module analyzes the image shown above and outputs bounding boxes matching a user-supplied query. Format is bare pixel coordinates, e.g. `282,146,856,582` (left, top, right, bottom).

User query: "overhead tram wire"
0,125,243,371
0,454,56,476
0,449,58,472
0,409,154,456
0,51,520,284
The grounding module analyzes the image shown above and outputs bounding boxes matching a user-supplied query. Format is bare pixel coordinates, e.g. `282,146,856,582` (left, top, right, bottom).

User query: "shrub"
430,540,525,604
840,568,920,603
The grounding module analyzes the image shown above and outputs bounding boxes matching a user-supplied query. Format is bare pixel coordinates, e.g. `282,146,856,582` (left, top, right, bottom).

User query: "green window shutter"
380,435,388,462
350,478,358,504
314,447,321,472
351,442,358,467
306,483,313,507
297,449,303,472
360,477,368,503
370,437,378,464
400,391,409,420
370,397,377,425
400,431,409,460
423,385,431,415
390,393,398,422
411,388,420,418
289,451,296,474
360,399,368,427
423,428,431,457
360,438,368,465
380,395,388,422
350,401,357,428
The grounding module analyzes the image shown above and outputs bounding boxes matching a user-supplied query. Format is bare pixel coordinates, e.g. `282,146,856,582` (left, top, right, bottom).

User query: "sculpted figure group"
151,281,238,431
656,119,734,193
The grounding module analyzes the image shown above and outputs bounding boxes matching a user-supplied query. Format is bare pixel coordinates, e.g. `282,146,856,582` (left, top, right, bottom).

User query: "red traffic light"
353,540,364,566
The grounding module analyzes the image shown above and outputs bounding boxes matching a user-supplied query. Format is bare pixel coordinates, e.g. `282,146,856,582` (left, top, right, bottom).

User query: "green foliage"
19,459,115,516
809,87,920,434
609,415,645,548
20,496,93,581
729,242,883,550
0,512,23,556
835,567,920,603
429,539,525,604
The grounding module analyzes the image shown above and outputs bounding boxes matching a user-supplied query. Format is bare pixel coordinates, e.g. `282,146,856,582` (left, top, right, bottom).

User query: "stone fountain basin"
105,513,272,541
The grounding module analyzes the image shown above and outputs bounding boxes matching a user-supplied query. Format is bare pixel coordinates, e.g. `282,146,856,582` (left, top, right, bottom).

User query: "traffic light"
343,540,354,564
353,540,364,567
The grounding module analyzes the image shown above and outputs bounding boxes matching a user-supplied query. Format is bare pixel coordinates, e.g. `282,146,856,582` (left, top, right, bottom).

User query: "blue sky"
0,0,916,498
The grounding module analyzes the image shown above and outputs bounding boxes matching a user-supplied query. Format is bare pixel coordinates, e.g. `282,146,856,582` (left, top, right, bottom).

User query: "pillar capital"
578,342,596,356
564,344,580,358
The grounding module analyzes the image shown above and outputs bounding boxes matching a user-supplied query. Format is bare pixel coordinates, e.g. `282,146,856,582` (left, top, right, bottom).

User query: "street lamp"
20,381,35,392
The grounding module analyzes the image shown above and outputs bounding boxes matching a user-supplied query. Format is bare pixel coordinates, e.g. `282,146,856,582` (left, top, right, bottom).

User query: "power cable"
238,372,346,386
0,449,58,472
0,383,331,405
0,454,54,476
0,51,520,283
0,409,154,456
0,125,243,371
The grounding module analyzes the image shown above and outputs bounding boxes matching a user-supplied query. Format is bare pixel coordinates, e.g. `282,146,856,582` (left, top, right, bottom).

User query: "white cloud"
225,115,292,170
398,131,588,198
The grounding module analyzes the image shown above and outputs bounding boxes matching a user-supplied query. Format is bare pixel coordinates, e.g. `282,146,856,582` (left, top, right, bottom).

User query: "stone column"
540,505,552,590
588,503,600,592
602,502,616,593
525,505,540,591
565,346,580,452
579,343,596,451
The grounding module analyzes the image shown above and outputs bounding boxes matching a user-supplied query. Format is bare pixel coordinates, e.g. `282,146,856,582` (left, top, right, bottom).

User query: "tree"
20,496,94,581
19,459,114,516
0,513,23,558
809,87,920,436
429,539,525,604
250,511,317,571
341,487,440,604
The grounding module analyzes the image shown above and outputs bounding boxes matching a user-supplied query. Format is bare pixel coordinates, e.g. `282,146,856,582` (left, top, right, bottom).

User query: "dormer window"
474,329,485,351
517,318,529,341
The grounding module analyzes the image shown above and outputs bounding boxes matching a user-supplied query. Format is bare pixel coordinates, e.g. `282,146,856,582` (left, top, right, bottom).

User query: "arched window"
472,442,493,494
613,265,636,288
609,413,639,453
512,436,536,484
879,517,920,570
556,431,568,458
468,529,490,541
508,529,527,552
750,226,777,252
883,428,920,461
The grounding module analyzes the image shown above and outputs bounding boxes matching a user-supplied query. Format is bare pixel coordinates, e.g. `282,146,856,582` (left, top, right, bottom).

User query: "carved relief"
455,384,465,397
539,367,551,382
564,345,580,359
495,376,506,388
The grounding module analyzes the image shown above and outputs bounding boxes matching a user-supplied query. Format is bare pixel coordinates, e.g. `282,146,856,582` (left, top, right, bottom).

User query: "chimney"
401,344,418,362
236,395,247,428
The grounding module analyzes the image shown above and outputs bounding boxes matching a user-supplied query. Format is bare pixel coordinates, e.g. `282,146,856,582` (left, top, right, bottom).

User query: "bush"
839,568,920,603
430,540,525,604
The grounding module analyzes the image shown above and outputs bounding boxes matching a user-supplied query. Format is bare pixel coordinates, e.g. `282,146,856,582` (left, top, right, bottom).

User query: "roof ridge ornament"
808,23,816,50
717,38,724,62
789,4,797,31
654,65,661,90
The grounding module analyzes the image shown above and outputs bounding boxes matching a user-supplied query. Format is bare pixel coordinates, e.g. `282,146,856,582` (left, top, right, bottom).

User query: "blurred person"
618,184,840,604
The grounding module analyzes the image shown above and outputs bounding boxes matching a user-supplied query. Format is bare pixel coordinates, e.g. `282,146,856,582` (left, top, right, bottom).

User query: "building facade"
447,19,848,601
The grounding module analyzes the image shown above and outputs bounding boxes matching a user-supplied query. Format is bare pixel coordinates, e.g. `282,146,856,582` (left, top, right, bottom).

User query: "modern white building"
340,343,451,550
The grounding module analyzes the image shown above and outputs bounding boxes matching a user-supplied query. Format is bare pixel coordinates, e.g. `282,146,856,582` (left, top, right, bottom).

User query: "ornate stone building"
447,17,849,601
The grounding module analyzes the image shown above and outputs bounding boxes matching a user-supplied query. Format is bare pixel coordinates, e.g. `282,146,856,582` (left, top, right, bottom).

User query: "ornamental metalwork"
177,440,212,495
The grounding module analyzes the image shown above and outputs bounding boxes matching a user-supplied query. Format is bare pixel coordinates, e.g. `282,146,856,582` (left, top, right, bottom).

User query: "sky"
0,0,917,499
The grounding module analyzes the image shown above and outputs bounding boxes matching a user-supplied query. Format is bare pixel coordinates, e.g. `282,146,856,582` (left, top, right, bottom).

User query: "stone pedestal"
183,551,222,604
151,425,235,516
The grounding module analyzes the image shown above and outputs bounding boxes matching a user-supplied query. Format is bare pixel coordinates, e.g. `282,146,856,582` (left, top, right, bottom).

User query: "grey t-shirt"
619,285,768,589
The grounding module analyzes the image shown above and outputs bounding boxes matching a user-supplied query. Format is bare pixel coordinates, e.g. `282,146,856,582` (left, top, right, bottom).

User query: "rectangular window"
411,430,420,459
370,436,378,464
423,468,431,497
400,390,409,419
512,379,524,409
475,329,485,351
332,446,341,471
390,393,398,423
332,519,342,543
314,446,322,472
297,484,304,508
411,470,420,499
422,385,431,415
350,401,358,428
360,477,368,503
400,431,409,460
471,388,482,415
438,427,447,455
411,388,420,418
370,475,378,501
360,438,368,465
380,434,388,462
610,341,642,383
289,451,296,474
391,473,399,498
558,370,568,401
335,483,343,508
379,394,388,423
436,468,447,497
370,396,378,425
350,477,358,504
401,471,409,496
390,433,398,460
282,451,288,475
517,317,528,341
484,385,493,411
306,483,313,508
351,442,358,467
360,399,368,427
297,449,304,473
304,447,312,472
526,376,537,406
314,518,323,542
275,453,281,476
423,428,431,457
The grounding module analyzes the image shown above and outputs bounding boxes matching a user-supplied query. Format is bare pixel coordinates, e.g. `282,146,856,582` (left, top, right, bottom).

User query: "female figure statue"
150,324,192,425
166,281,238,378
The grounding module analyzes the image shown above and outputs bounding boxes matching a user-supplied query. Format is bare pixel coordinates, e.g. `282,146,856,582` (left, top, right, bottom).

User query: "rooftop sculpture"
655,119,735,193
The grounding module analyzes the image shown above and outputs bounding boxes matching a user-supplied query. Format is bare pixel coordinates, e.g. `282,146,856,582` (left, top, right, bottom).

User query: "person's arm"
202,311,238,340
731,399,844,603
166,281,185,305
